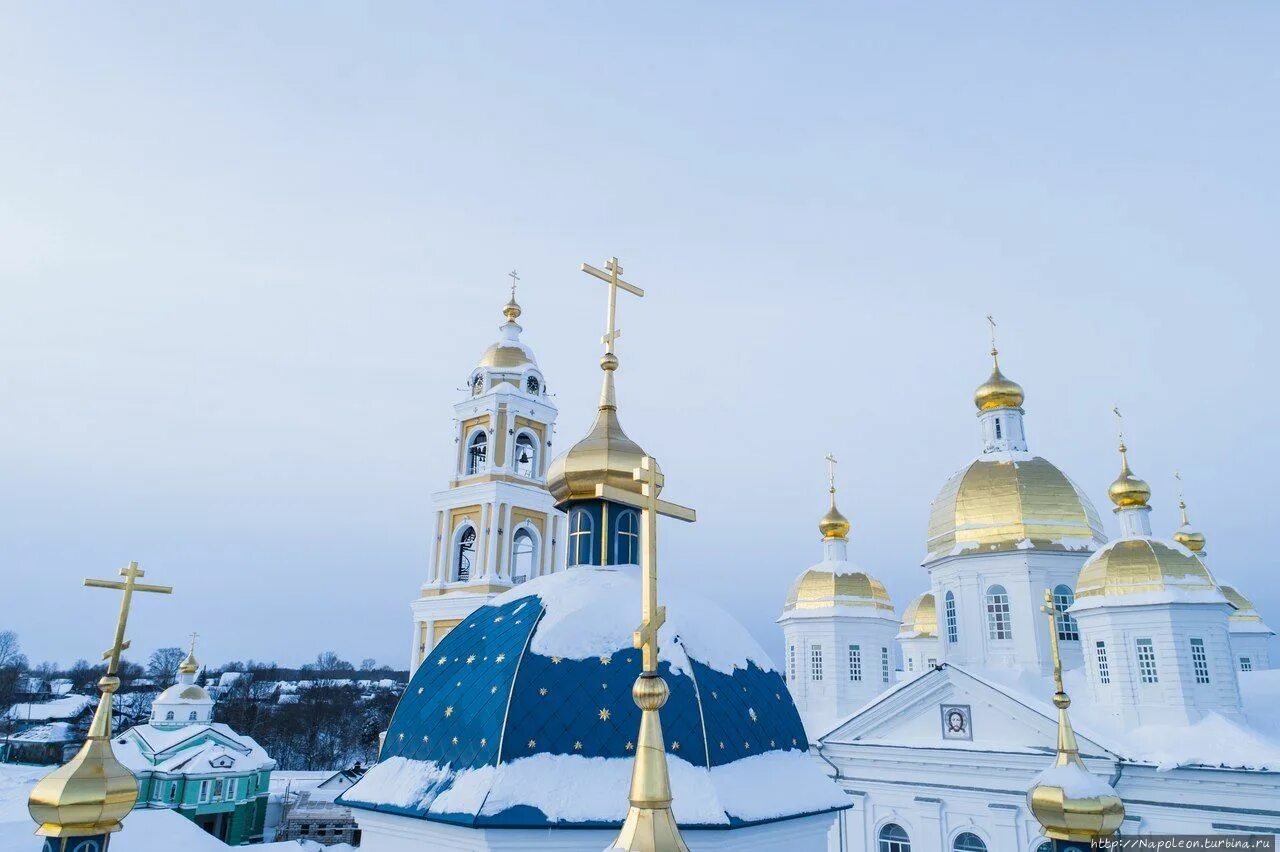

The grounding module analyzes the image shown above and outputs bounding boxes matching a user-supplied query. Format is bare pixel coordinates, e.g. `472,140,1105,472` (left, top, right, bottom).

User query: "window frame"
465,430,488,475
877,822,912,852
511,527,537,583
848,644,862,682
810,645,824,681
567,508,594,567
1053,584,1079,642
455,525,477,582
1135,637,1159,683
1189,637,1210,684
513,431,538,479
1095,640,1110,684
945,591,958,644
614,509,640,565
881,646,890,683
985,585,1013,641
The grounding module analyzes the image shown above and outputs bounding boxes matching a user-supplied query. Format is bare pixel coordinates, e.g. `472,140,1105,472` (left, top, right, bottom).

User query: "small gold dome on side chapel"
502,298,522,321
974,348,1025,412
819,505,851,540
1108,441,1151,509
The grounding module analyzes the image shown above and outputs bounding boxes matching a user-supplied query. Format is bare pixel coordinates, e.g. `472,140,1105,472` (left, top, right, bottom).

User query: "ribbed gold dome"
503,298,522,321
926,456,1106,558
1173,526,1205,553
1027,691,1125,842
974,351,1025,411
1220,584,1265,624
546,355,651,505
178,650,199,675
478,341,535,370
28,677,137,838
784,569,893,613
1076,538,1217,600
899,592,937,638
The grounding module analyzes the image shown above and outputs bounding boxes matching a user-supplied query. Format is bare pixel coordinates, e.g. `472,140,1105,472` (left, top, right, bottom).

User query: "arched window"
514,433,537,478
456,526,476,581
1053,584,1079,641
952,832,987,852
71,841,101,852
526,375,540,395
878,823,911,852
1035,843,1052,852
165,711,175,721
615,509,639,564
568,508,594,567
986,584,1012,640
470,374,484,397
466,432,488,474
511,529,536,583
188,711,198,721
945,591,958,644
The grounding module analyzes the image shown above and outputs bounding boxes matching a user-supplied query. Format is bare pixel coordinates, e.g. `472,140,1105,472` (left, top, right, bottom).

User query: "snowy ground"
0,762,353,850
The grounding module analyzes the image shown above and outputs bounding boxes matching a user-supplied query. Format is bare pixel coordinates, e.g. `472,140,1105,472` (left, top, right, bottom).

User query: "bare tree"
314,651,351,672
359,658,378,672
0,631,28,670
147,647,186,680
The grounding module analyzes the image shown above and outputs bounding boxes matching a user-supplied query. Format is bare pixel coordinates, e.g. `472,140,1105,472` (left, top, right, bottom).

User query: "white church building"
782,344,1280,851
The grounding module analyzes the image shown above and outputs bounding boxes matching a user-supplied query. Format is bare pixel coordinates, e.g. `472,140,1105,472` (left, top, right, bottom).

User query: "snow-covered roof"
3,694,94,722
5,722,76,743
114,722,274,774
342,566,847,829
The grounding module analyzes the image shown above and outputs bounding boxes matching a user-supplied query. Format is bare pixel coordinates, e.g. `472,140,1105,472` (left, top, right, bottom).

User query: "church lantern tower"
409,281,563,672
544,258,652,567
778,457,898,740
1071,418,1242,726
925,323,1106,675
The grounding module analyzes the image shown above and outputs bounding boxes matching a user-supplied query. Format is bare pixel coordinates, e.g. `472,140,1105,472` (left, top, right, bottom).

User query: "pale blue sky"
1,4,1277,668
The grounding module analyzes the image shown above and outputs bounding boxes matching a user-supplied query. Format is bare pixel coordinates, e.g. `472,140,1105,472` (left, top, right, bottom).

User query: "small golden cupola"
818,453,851,541
467,276,546,400
973,318,1025,412
1028,590,1125,843
1172,471,1206,554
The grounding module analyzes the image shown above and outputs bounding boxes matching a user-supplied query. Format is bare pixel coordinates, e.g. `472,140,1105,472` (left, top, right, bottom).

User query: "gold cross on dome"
508,269,519,301
986,314,998,350
581,256,645,355
825,453,837,493
188,631,199,654
1040,589,1065,696
84,561,173,677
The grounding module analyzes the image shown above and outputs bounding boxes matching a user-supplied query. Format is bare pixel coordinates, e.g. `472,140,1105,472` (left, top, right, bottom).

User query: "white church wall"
1229,630,1273,672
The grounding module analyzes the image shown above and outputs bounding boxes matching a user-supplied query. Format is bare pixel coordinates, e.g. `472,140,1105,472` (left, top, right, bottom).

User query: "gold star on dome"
397,733,404,740
574,741,583,750
455,681,461,687
452,736,458,745
770,739,776,748
599,708,611,721
417,687,423,694
711,691,717,699
466,655,476,664
539,687,548,696
515,619,522,624
494,616,504,623
775,693,781,700
495,653,506,664
528,739,536,749
601,683,608,689
445,706,453,717
625,741,635,751
552,656,563,664
718,741,724,750
423,735,429,742
744,742,750,749
437,656,447,666
480,738,487,747
600,656,611,665
490,685,498,694
792,738,798,746
671,741,680,751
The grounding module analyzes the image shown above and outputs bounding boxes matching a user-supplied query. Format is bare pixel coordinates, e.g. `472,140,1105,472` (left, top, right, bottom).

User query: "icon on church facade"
940,704,972,741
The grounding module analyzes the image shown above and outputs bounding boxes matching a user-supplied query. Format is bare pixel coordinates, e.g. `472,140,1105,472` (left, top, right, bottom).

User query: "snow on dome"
926,454,1106,560
341,566,847,829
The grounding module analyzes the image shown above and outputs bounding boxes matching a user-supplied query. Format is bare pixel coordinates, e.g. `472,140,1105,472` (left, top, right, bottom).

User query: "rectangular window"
1095,641,1110,684
788,645,796,681
810,646,824,681
1241,657,1253,672
881,647,890,683
212,778,224,800
906,658,914,672
994,417,1002,439
848,644,862,682
199,780,211,803
169,782,177,803
1054,588,1080,641
986,588,1012,640
1190,638,1210,684
1136,638,1159,683
945,594,958,644
226,778,238,801
927,657,937,668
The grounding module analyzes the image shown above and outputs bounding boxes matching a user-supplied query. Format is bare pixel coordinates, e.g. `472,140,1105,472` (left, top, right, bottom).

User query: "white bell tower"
409,282,564,671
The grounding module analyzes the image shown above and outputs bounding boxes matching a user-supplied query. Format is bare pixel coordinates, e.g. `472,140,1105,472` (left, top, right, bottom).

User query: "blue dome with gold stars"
341,566,848,829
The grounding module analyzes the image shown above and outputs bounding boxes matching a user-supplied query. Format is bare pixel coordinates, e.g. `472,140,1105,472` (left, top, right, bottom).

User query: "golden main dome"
546,355,651,505
1220,584,1264,624
1076,538,1217,600
784,568,893,613
974,351,1025,411
926,456,1106,559
899,592,937,638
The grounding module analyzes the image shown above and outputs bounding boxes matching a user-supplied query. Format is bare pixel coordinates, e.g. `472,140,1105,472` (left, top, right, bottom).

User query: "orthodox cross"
595,457,695,673
188,631,200,656
581,256,645,355
84,561,173,677
508,269,520,301
1040,589,1065,696
825,453,838,494
986,314,997,349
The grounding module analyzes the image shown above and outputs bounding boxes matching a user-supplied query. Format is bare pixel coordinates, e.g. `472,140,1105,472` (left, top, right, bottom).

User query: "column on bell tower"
409,288,564,672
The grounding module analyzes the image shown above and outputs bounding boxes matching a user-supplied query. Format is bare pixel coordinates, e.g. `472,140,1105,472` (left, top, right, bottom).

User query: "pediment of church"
820,664,1117,760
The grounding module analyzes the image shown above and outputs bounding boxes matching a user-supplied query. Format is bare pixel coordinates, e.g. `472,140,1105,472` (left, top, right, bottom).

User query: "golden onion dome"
178,650,199,675
783,568,893,613
155,682,213,704
974,350,1025,411
503,297,522,321
1107,443,1150,509
1027,689,1125,842
29,677,138,838
1172,525,1206,553
1075,538,1218,600
899,592,937,638
1219,584,1265,624
546,354,651,505
478,340,536,370
926,456,1106,559
819,504,851,540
